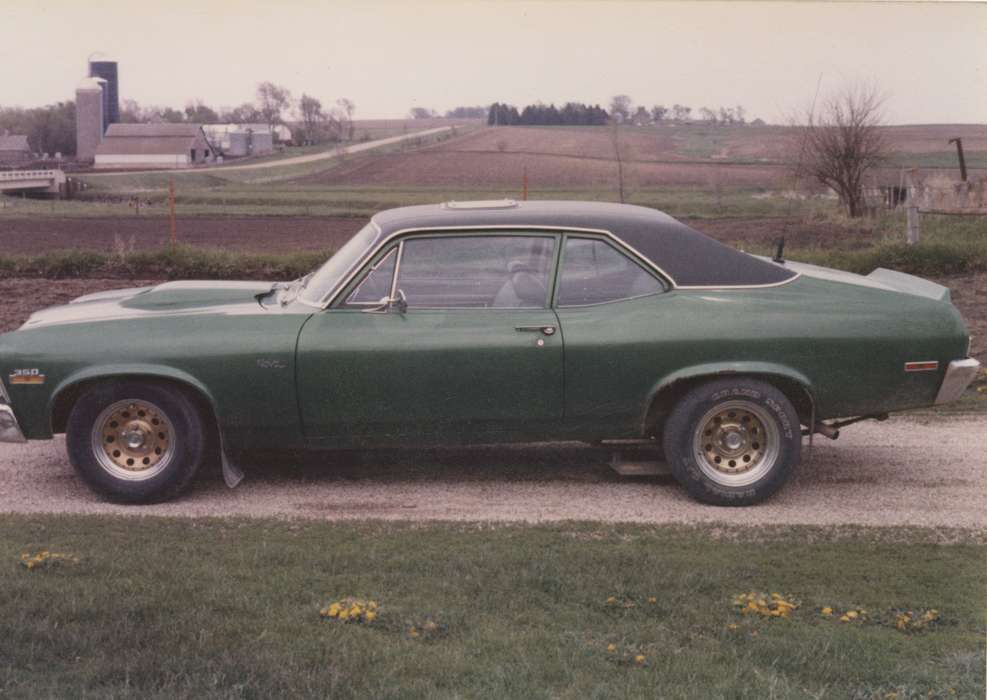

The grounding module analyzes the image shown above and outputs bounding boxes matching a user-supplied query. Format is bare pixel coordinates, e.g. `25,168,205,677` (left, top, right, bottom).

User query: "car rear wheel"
662,378,801,506
66,380,205,504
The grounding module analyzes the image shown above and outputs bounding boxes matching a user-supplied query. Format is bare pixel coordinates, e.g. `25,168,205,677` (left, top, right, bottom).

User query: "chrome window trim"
0,379,9,404
317,221,801,309
342,246,399,307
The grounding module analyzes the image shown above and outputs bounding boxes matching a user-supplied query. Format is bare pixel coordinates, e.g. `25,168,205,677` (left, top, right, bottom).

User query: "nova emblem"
9,368,45,385
256,359,287,370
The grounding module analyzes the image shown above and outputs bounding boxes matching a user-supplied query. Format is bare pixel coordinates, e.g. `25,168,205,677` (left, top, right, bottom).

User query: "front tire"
66,380,206,504
662,378,801,506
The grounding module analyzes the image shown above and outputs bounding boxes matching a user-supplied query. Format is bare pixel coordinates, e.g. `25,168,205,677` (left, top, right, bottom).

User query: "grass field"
1,516,983,699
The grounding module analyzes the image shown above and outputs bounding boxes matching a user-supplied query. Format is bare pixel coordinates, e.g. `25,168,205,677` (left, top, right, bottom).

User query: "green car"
0,201,978,506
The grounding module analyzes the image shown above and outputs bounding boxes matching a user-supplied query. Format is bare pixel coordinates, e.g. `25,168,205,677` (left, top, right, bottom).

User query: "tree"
409,107,437,119
651,105,668,123
609,94,632,122
734,105,746,125
698,107,717,124
223,102,263,124
120,99,144,123
298,94,330,144
184,100,219,123
632,106,650,125
795,84,890,218
336,98,355,140
671,104,691,122
444,105,486,118
256,81,292,127
0,102,76,156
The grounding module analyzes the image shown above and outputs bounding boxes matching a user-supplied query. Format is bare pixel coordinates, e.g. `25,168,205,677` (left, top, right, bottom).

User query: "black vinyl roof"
371,201,796,288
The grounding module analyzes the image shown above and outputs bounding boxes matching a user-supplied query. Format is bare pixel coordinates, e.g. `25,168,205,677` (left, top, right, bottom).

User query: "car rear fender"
642,362,816,436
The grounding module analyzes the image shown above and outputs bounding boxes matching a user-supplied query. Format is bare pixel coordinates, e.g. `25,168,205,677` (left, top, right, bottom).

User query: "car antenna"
772,237,786,264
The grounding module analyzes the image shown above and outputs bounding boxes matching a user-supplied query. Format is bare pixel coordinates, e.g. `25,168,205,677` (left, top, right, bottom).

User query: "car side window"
394,235,556,309
343,247,397,306
556,237,663,306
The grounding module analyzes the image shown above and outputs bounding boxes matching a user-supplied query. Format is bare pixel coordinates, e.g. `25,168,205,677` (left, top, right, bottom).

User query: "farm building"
93,123,217,169
201,123,290,156
0,133,32,165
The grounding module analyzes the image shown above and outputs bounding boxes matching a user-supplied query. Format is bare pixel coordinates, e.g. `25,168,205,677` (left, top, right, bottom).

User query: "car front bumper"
934,358,982,405
0,404,26,443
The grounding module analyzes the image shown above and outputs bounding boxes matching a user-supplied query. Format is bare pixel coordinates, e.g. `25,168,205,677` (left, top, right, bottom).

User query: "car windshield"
298,222,379,305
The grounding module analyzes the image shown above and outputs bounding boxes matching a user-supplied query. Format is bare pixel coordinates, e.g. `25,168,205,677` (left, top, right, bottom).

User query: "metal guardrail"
0,169,60,180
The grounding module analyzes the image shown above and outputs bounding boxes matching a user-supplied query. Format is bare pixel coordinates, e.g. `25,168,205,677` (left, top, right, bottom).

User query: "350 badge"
9,369,45,385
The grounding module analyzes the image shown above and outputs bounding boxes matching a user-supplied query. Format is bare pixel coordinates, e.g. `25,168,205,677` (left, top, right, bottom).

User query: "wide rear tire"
66,380,206,504
662,378,801,506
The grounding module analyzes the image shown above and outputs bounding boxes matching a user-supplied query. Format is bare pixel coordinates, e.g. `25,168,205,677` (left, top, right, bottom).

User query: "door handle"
515,325,556,336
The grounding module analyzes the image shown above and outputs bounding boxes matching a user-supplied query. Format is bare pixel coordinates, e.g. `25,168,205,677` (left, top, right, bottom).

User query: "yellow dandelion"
727,623,738,631
647,597,657,604
839,615,850,622
408,626,419,638
606,596,617,604
634,654,646,665
846,610,859,620
607,643,617,653
365,611,377,622
821,607,833,616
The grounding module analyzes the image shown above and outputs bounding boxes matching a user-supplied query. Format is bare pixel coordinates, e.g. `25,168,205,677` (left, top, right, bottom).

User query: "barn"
93,123,217,169
0,133,32,165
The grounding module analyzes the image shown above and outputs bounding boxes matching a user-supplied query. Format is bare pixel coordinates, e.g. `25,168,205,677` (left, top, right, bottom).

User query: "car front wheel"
662,378,801,506
65,380,206,504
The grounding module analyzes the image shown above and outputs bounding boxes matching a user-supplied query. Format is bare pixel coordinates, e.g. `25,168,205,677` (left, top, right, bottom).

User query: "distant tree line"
0,102,76,156
488,102,609,126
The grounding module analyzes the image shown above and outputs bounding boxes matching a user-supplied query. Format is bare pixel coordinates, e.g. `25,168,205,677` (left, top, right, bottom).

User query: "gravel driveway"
1,415,984,528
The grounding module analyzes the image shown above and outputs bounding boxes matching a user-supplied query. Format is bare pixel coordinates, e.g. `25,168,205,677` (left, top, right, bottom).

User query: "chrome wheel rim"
91,399,175,481
692,400,780,487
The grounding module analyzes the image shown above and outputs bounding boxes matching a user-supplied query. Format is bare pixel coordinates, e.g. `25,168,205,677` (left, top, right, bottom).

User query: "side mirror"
385,289,408,314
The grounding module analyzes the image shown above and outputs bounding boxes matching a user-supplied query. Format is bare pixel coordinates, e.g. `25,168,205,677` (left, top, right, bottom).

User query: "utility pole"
948,138,968,182
522,166,528,201
168,177,177,245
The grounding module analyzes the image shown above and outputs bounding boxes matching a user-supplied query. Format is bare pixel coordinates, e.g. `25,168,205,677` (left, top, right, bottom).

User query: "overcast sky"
2,0,984,124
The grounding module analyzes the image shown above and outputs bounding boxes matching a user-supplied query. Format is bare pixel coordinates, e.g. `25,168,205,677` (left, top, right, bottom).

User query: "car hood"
19,280,276,330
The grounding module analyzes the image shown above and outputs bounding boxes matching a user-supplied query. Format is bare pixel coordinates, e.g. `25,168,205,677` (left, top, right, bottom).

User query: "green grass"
0,516,983,699
753,213,987,277
0,245,330,280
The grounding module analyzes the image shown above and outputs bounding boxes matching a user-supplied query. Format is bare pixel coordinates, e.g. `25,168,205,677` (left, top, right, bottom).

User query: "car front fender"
48,363,219,436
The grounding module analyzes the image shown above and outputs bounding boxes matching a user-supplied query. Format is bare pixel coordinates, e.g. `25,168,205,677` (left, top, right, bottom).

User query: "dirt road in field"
0,415,983,528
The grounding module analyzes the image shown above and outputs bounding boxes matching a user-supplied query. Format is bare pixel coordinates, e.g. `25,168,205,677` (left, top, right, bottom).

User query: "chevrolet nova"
0,201,978,505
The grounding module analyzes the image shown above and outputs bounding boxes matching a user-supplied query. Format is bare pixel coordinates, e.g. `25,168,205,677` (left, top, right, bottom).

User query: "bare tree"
256,81,292,128
298,94,330,144
609,94,632,123
336,98,355,141
796,84,890,218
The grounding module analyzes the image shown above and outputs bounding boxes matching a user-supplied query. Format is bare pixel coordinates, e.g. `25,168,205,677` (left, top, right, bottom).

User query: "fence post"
904,169,920,246
906,206,921,246
168,176,177,246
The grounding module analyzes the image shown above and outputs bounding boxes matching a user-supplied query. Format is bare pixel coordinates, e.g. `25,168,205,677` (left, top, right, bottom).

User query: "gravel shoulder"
1,415,983,528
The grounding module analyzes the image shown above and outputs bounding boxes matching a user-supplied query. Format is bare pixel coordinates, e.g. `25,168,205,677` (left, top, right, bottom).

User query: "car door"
552,234,669,438
295,232,564,444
